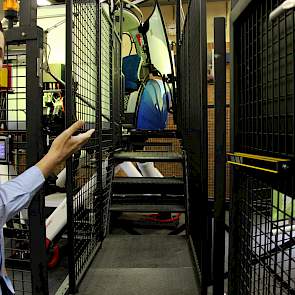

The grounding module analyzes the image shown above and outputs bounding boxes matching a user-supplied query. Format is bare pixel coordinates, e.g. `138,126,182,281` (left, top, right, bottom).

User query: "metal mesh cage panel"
230,0,295,294
100,8,114,239
3,46,32,294
235,0,295,157
233,172,295,294
1,27,48,294
66,1,116,290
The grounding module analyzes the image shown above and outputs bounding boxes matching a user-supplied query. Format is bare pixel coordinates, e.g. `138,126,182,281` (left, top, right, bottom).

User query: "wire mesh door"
230,0,295,294
66,1,116,292
2,30,48,294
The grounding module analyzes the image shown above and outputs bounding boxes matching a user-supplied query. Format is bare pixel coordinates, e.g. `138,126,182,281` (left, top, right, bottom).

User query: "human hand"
36,121,95,178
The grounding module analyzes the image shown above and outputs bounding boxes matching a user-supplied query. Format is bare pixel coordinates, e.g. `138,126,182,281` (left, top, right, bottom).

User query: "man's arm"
36,120,95,177
0,121,94,227
0,166,45,226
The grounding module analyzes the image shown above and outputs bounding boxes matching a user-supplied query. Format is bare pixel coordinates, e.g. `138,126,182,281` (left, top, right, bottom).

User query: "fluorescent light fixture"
37,0,52,6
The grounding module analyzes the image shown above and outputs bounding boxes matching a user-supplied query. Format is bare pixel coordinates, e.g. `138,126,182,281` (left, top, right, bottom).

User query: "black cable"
129,41,136,56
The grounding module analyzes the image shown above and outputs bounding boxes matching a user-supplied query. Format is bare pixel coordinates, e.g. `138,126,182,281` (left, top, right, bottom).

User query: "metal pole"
19,0,37,26
213,17,226,295
65,0,76,293
176,0,181,45
119,1,123,40
228,10,241,294
176,0,181,131
96,3,103,239
200,0,209,294
26,29,49,295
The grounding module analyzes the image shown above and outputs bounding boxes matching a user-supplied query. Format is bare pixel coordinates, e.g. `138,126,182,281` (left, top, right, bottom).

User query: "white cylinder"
269,5,285,21
56,168,66,188
118,161,142,177
269,0,295,21
46,198,67,242
46,173,97,242
137,162,163,178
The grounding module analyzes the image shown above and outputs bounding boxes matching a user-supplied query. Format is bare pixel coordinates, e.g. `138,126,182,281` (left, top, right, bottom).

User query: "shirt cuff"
31,165,46,182
21,165,45,193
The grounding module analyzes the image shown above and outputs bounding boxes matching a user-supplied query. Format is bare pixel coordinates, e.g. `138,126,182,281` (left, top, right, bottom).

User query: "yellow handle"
227,161,279,174
227,152,289,163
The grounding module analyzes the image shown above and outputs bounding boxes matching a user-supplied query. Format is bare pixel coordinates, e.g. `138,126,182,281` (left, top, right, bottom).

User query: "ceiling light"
37,0,52,6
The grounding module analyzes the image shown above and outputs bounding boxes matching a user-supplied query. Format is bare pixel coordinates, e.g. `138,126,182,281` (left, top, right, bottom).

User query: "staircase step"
110,204,186,213
130,130,178,138
114,151,183,163
112,177,184,195
112,194,184,204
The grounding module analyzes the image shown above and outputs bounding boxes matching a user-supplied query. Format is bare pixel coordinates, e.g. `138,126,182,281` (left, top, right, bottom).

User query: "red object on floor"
46,238,60,269
144,213,181,223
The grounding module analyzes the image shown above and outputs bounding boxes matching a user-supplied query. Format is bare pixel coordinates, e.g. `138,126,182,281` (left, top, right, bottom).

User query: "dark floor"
78,235,200,295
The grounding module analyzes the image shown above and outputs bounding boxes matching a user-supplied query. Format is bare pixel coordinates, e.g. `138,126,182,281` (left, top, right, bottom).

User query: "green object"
272,189,295,221
114,9,140,33
43,64,65,83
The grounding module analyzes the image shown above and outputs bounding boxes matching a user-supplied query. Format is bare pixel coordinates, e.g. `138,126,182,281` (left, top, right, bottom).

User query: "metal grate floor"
77,235,200,295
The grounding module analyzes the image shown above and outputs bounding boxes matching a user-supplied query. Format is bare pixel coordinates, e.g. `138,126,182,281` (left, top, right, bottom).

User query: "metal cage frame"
176,0,208,294
66,1,121,293
0,0,122,294
230,0,295,294
2,11,48,295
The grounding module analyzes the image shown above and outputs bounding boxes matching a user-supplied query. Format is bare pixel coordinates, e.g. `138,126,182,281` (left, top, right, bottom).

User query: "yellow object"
0,68,8,88
3,0,19,12
227,161,279,174
227,152,290,174
227,152,290,163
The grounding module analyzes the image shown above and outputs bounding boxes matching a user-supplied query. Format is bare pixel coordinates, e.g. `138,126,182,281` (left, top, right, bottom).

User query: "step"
130,130,178,138
112,194,184,205
112,177,184,195
110,204,186,213
113,151,183,163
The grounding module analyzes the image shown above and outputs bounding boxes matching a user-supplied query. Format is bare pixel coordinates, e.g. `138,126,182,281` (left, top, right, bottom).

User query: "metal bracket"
4,26,43,45
227,152,291,174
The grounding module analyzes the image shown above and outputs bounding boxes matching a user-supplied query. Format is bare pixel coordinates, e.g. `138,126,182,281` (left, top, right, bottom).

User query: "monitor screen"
0,141,6,160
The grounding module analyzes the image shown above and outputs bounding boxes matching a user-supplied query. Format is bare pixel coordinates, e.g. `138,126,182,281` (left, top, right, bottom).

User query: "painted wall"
207,1,230,43
36,2,231,62
139,1,230,44
37,5,66,64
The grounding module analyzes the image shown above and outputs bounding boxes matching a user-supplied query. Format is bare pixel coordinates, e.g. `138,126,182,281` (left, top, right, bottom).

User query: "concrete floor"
78,235,200,295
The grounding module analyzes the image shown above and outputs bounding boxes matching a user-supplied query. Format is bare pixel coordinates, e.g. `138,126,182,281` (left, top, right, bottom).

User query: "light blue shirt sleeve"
0,166,45,228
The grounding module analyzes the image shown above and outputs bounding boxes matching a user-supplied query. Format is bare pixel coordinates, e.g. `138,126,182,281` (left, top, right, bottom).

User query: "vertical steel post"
97,4,103,241
213,17,226,295
65,0,76,293
228,13,240,295
176,0,181,131
26,29,49,295
19,0,37,26
16,1,49,293
200,1,209,294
